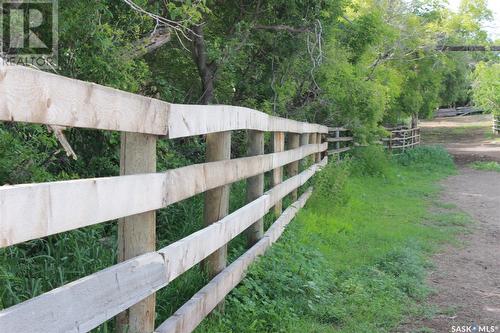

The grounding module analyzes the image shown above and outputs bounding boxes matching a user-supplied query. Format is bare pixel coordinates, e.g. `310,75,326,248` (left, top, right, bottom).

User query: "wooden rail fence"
493,115,499,135
0,62,331,333
382,126,421,152
327,127,353,155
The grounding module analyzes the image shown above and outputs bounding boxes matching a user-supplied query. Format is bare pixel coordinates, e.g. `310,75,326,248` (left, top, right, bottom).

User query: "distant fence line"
0,61,347,333
382,126,421,152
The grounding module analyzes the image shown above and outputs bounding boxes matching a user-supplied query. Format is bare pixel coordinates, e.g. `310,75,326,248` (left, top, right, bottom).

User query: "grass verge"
469,161,500,172
197,146,469,333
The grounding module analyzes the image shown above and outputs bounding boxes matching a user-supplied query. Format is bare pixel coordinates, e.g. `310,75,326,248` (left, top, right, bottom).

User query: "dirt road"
402,115,500,332
420,114,500,164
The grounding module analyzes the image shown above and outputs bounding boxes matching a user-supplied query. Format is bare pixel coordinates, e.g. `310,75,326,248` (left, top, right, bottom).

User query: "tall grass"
0,145,463,333
197,146,465,333
469,161,500,172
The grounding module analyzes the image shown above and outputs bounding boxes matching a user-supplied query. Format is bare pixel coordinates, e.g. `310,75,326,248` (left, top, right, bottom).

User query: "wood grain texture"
116,132,157,333
286,133,300,201
154,188,313,333
327,137,353,142
168,104,328,138
0,63,327,137
299,133,310,171
0,252,168,333
202,132,231,277
0,160,326,333
0,143,327,248
0,61,169,135
245,130,265,246
272,132,285,215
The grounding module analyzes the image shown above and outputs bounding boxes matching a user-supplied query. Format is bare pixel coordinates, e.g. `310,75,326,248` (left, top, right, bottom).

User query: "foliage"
313,159,351,208
0,0,496,329
197,145,461,333
350,145,392,177
469,161,500,172
472,62,500,115
394,145,456,174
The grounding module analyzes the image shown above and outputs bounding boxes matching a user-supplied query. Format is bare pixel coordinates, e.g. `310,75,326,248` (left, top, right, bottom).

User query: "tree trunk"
191,25,216,105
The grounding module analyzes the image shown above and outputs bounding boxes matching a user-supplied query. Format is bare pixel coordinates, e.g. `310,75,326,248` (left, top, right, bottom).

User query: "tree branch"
253,24,310,33
437,45,500,51
127,28,172,59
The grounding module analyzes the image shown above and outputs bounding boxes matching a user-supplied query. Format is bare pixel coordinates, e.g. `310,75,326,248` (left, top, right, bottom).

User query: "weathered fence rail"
382,127,421,152
0,62,330,333
493,115,499,134
327,127,353,155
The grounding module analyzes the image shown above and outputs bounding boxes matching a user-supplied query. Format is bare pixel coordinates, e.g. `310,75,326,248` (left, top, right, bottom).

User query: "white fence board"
0,160,324,333
0,143,326,247
0,63,327,136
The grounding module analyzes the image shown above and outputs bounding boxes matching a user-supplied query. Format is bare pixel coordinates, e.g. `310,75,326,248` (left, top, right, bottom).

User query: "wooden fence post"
202,131,231,277
272,132,285,216
311,133,320,163
300,133,310,170
286,133,300,201
335,129,340,151
246,130,264,246
117,132,157,333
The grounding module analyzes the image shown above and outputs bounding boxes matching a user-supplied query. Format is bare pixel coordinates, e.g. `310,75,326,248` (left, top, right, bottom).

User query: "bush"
313,159,351,207
351,145,391,177
394,145,455,173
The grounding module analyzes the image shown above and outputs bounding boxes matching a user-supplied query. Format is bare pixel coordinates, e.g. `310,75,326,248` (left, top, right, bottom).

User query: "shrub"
394,145,454,173
313,159,351,208
351,145,391,177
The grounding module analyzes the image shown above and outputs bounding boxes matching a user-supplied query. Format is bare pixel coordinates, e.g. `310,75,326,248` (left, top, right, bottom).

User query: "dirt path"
420,114,500,164
401,115,500,332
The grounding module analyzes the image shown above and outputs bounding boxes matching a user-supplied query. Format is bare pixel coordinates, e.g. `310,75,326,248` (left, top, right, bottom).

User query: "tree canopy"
1,0,499,181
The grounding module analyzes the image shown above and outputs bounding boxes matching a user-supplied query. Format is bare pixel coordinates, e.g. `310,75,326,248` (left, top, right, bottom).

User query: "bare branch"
127,28,172,59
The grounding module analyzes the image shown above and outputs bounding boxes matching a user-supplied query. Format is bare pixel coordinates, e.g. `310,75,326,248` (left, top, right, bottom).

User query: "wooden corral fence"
327,127,353,155
382,126,421,152
494,115,500,135
0,62,334,333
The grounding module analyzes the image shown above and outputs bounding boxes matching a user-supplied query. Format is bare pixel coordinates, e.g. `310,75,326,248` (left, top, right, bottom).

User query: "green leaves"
472,61,500,115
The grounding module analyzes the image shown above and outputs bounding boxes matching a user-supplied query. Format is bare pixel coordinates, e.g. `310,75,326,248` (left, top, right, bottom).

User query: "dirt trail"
420,114,500,164
401,115,500,332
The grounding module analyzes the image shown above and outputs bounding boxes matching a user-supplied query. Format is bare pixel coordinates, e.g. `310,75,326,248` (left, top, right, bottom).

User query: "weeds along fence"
382,126,421,153
494,115,500,134
0,63,353,333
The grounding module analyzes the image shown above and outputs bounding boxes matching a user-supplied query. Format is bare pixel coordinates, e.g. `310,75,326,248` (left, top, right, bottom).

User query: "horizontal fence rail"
0,62,327,137
0,160,325,333
0,142,326,247
327,127,353,155
382,126,421,152
155,188,313,333
0,60,332,333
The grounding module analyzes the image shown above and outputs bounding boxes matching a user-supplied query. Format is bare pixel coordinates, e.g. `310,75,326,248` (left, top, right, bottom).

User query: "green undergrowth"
197,146,469,333
469,161,500,172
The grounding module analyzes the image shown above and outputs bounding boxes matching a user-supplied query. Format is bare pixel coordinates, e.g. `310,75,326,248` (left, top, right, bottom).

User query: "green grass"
197,146,467,333
469,161,500,172
0,146,467,333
